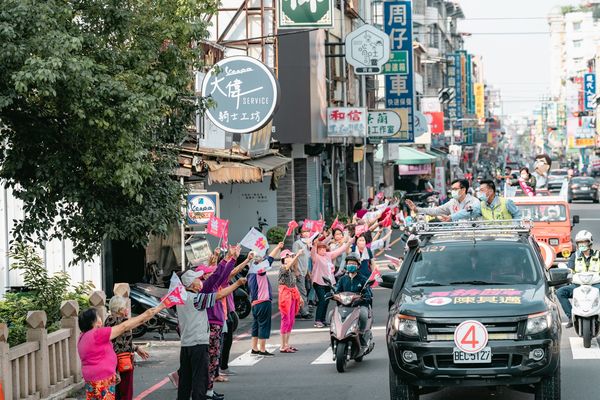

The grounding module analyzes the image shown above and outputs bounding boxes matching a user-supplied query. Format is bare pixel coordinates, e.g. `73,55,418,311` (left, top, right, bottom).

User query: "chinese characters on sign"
278,0,334,29
367,110,402,138
382,51,408,75
474,82,485,119
384,1,414,142
446,52,464,127
201,56,279,134
327,107,367,137
584,73,596,111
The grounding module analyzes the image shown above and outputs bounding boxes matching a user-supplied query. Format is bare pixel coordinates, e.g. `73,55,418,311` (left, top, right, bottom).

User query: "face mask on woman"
346,264,358,273
521,173,528,179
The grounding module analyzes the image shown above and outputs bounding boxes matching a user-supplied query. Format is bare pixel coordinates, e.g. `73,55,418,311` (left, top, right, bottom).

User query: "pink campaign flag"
286,220,299,237
303,219,325,233
206,215,229,240
161,273,188,308
355,224,368,237
368,266,383,288
384,254,402,267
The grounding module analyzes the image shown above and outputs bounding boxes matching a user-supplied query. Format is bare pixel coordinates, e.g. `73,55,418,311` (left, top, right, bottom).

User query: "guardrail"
0,284,130,400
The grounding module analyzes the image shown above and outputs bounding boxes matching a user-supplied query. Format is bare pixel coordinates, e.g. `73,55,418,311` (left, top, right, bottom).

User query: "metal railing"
408,220,533,236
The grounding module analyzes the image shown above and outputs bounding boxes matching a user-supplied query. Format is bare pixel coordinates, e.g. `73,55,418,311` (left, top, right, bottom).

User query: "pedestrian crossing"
227,330,600,367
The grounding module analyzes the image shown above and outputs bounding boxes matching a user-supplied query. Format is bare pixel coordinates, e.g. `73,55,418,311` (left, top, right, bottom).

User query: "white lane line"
311,347,335,365
286,325,386,335
580,218,600,221
569,337,600,359
229,345,279,367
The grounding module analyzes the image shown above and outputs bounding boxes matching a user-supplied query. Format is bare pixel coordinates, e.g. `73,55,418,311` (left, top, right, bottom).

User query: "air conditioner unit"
333,83,344,103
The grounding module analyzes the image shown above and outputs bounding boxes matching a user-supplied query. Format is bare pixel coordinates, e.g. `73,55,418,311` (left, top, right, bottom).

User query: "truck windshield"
406,242,540,287
515,204,567,222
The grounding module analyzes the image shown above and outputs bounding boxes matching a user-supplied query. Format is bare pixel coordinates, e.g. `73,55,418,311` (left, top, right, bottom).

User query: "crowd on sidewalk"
75,192,404,400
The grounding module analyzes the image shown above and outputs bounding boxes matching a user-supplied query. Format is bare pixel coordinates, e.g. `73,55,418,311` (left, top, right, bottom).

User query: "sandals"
215,375,229,383
279,347,297,353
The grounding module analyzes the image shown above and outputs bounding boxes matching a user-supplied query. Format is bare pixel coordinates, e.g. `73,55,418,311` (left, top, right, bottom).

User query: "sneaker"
207,393,225,400
251,349,261,355
168,371,179,388
259,351,275,357
314,321,325,328
565,321,574,329
220,369,237,376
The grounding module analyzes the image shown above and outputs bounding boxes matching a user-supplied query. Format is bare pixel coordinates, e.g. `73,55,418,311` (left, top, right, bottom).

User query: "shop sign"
425,111,444,134
382,51,408,75
201,56,280,134
584,73,596,110
186,193,220,225
345,24,391,75
367,109,401,138
398,164,431,176
278,0,334,29
384,1,414,142
474,83,485,119
327,107,367,137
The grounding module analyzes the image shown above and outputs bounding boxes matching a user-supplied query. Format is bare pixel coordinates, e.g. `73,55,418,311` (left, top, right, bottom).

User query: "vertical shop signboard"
383,1,414,142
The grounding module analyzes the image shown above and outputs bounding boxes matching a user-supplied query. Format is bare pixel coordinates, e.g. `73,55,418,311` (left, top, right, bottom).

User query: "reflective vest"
480,197,512,221
574,250,600,273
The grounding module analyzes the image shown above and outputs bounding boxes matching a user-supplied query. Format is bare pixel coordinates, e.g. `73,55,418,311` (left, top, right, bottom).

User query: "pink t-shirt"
78,327,117,382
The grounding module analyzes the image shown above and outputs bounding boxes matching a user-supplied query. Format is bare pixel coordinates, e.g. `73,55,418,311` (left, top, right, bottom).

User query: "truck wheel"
389,364,419,400
534,362,560,400
583,319,592,348
336,342,347,373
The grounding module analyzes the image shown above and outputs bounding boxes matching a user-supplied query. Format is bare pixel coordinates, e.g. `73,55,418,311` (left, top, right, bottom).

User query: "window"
515,204,567,222
573,21,582,31
405,242,540,286
573,39,583,48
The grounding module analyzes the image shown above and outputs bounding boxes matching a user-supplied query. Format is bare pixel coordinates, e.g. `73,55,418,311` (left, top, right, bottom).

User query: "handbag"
117,352,134,373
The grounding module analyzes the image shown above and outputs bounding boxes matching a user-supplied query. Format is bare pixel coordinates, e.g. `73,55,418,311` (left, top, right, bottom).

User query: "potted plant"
266,226,286,256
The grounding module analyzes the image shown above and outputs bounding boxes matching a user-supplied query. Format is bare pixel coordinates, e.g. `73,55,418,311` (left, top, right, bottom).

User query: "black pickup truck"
386,222,569,400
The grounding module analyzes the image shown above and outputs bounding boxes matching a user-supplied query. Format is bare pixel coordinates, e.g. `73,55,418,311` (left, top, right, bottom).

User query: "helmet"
575,230,593,245
345,253,360,265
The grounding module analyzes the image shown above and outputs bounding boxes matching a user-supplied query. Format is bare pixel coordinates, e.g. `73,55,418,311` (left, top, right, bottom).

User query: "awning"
244,155,291,173
393,147,438,165
204,155,291,185
426,147,448,159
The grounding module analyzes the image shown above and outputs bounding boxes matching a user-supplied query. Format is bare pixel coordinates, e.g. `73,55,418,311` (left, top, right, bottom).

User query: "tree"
0,0,217,260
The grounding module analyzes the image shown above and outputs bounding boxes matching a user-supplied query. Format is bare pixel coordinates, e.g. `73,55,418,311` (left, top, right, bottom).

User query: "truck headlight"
526,311,552,335
549,238,559,246
393,314,419,337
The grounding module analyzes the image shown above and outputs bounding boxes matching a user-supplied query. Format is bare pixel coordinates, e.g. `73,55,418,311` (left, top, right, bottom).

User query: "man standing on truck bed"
449,180,521,221
405,179,478,222
557,230,600,328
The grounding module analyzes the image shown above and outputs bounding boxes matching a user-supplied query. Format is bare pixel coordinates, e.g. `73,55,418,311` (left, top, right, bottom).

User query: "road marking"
133,377,169,400
311,347,335,364
287,325,386,335
569,337,600,359
580,218,600,221
229,345,279,367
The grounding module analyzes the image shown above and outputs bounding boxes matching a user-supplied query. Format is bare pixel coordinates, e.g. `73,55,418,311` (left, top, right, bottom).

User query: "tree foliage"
0,0,217,260
0,243,94,346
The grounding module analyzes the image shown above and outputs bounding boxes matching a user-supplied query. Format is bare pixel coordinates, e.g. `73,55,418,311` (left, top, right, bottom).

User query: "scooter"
130,283,180,339
231,272,252,319
326,280,376,373
571,271,600,348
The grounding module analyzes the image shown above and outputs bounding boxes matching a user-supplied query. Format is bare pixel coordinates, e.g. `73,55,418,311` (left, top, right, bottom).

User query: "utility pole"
361,75,367,200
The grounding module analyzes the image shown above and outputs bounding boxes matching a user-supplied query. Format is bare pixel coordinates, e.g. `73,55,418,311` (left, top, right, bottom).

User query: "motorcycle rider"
334,253,372,345
557,230,600,328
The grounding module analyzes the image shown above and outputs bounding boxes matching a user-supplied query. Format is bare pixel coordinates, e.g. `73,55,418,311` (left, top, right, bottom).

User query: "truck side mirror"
572,215,580,225
548,268,570,287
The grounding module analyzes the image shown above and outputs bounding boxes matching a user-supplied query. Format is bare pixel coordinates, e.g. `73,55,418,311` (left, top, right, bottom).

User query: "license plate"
581,186,589,191
453,347,492,364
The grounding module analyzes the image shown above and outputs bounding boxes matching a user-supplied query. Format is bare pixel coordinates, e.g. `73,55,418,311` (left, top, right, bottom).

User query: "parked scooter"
571,270,600,348
231,272,251,319
326,279,376,373
130,283,179,339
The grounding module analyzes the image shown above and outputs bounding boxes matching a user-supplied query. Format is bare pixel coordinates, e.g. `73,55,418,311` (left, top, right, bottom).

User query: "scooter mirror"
557,262,569,269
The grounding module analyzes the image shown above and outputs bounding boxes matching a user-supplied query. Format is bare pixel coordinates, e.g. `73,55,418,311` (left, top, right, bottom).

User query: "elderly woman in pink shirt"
311,237,351,328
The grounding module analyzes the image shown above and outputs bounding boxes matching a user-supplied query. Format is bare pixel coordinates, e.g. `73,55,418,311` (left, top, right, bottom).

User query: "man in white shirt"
406,179,478,222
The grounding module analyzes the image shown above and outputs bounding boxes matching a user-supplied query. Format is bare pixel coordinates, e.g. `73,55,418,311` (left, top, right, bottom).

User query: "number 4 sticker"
454,320,488,354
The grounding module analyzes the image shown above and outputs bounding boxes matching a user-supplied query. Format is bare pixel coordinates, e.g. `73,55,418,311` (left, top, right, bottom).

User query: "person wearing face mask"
334,254,372,344
405,179,477,222
557,230,600,328
292,226,313,319
449,180,521,221
508,167,537,196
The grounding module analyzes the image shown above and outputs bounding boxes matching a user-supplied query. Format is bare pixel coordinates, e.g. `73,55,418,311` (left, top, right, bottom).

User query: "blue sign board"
186,193,220,225
383,1,414,143
584,73,596,111
446,52,463,128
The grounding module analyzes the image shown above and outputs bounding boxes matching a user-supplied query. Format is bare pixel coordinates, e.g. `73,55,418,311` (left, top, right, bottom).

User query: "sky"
457,0,579,116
